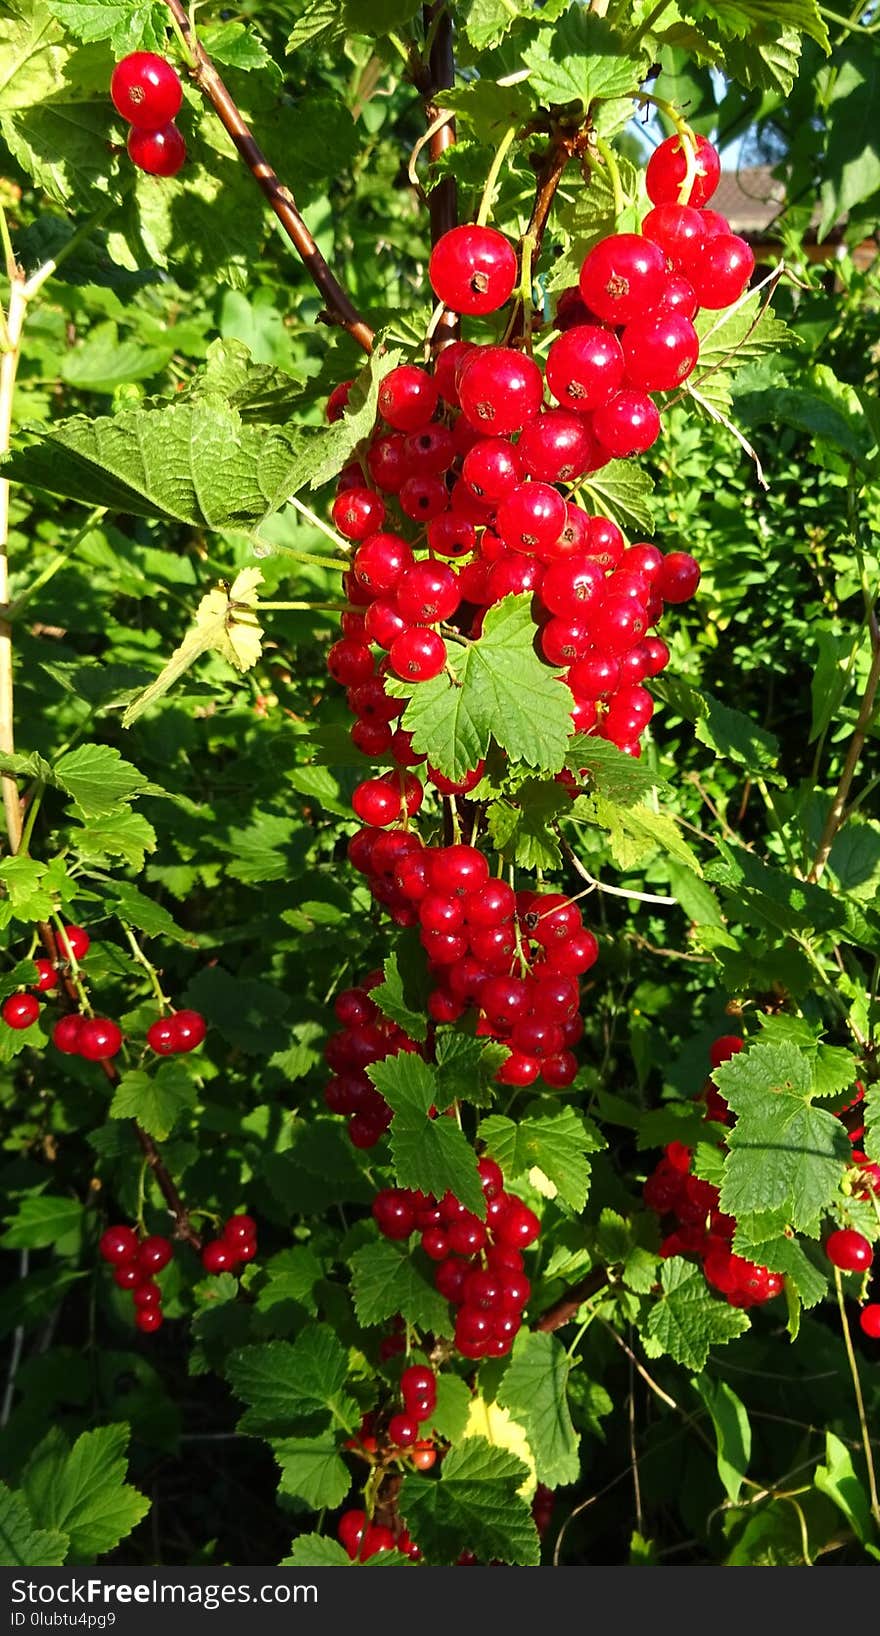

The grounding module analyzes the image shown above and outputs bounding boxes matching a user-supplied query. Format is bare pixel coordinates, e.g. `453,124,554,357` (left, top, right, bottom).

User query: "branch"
162,0,374,353
505,127,582,344
808,609,880,883
533,1267,608,1332
420,3,459,353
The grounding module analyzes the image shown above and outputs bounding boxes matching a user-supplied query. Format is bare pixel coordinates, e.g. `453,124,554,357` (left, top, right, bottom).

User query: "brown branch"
505,127,582,344
37,922,202,1248
421,3,459,350
533,1267,608,1332
808,609,880,883
163,0,374,353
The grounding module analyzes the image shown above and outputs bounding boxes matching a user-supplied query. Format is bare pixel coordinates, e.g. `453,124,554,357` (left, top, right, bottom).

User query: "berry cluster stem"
161,0,374,352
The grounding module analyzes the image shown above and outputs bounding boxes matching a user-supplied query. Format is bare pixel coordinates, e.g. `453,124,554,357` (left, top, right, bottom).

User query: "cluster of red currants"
98,1225,172,1333
110,52,186,178
824,1228,880,1338
146,1010,208,1055
372,1156,538,1361
644,1139,783,1308
337,1509,419,1562
1,925,89,1034
323,969,422,1149
200,1214,258,1275
345,1405,437,1471
385,1362,437,1449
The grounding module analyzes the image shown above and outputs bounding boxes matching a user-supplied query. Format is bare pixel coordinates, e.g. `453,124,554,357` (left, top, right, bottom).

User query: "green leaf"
255,1247,323,1318
434,1030,509,1110
349,1237,451,1336
715,1041,851,1229
497,1332,580,1488
686,296,796,417
108,881,193,943
73,809,157,870
731,1212,827,1308
814,1431,872,1544
54,742,155,817
678,0,828,53
393,595,573,782
487,779,569,871
690,1375,751,1503
0,856,56,925
1,1194,84,1250
121,568,264,726
522,11,646,111
226,1329,351,1437
0,15,118,209
369,1054,485,1216
566,735,670,805
817,43,880,238
109,1061,198,1142
461,0,568,53
46,2,167,54
579,459,655,536
281,1534,352,1567
399,1438,539,1566
273,1436,351,1511
478,1107,604,1213
0,1483,68,1568
642,1257,750,1370
579,794,702,876
21,1425,149,1560
373,950,429,1043
653,676,781,778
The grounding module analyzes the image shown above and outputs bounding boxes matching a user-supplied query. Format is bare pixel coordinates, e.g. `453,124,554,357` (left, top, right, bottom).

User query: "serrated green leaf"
73,809,157,870
226,1329,351,1436
487,780,568,871
678,0,828,53
256,1248,323,1318
21,1425,149,1560
478,1108,604,1213
368,1054,485,1215
653,676,781,778
814,1431,872,1544
349,1237,451,1335
47,2,167,54
373,950,429,1044
642,1257,750,1370
716,1042,850,1229
1,1194,84,1250
731,1212,827,1309
498,1331,580,1488
393,595,573,783
399,1438,539,1566
579,458,655,536
273,1436,351,1510
0,1482,68,1568
434,1030,509,1110
522,11,646,110
566,735,669,804
109,1060,198,1142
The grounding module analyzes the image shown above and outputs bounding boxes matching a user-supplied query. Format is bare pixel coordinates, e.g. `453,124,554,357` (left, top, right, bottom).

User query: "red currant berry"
709,1035,744,1069
592,390,661,458
690,234,754,310
458,347,544,435
427,514,477,560
78,1017,123,1061
366,433,408,493
621,312,699,392
493,1198,540,1249
539,555,604,617
646,134,721,208
52,1014,83,1054
99,1225,139,1265
826,1229,873,1273
132,1280,162,1308
378,365,438,431
134,1306,163,1334
2,992,39,1030
396,562,460,625
111,53,182,128
332,488,386,542
325,381,352,422
145,1016,178,1058
431,844,489,896
387,1412,419,1448
389,627,446,683
372,1188,416,1240
224,1214,257,1248
34,958,57,992
859,1304,880,1339
138,1235,173,1274
641,204,707,274
58,925,90,962
517,410,596,483
545,325,625,413
658,551,701,603
496,482,567,556
462,437,521,503
113,1263,144,1291
399,473,449,522
429,225,518,315
466,879,516,927
579,234,667,325
127,123,186,178
202,1240,235,1274
353,532,413,595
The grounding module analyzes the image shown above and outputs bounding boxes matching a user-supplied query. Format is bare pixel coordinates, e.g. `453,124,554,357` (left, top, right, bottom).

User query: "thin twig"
534,1267,608,1332
162,0,373,352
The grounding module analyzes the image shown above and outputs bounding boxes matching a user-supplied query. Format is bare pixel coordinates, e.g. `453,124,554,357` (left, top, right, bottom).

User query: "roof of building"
714,167,787,235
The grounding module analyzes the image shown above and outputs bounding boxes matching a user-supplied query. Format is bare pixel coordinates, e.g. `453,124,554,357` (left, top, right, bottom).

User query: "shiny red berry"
545,325,624,413
826,1229,872,1273
646,134,721,208
52,1014,83,1054
138,1235,173,1274
78,1017,123,1061
458,347,544,436
202,1239,235,1274
579,234,667,325
127,123,186,178
111,53,182,128
2,992,39,1030
58,924,90,961
99,1225,139,1265
171,1009,207,1052
429,225,518,315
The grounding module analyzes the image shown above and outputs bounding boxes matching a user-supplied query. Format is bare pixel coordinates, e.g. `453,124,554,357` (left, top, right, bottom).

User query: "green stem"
50,912,92,1016
122,924,171,1009
257,600,348,613
287,494,353,556
625,0,675,45
22,186,135,300
565,1289,607,1359
833,1267,880,1530
475,125,517,227
15,778,45,857
0,201,16,282
636,93,696,203
818,3,880,33
5,507,106,620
